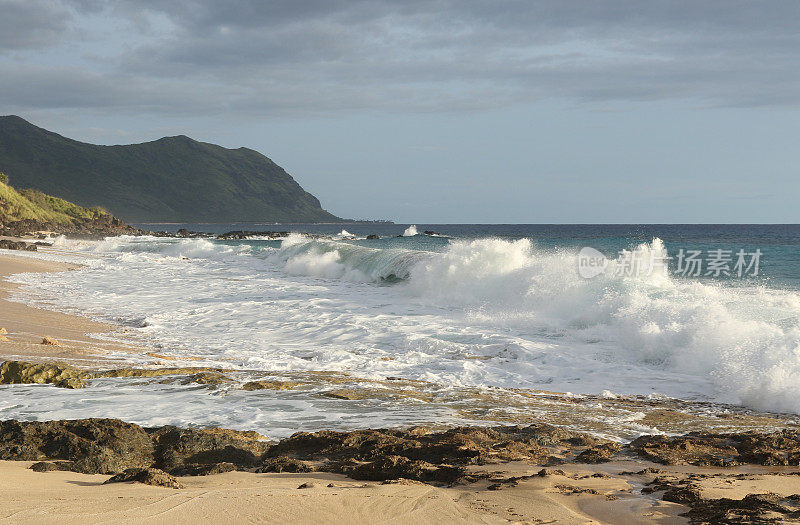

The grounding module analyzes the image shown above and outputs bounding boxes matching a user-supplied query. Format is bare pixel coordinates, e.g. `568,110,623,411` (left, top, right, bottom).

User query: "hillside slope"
0,175,137,236
0,116,341,223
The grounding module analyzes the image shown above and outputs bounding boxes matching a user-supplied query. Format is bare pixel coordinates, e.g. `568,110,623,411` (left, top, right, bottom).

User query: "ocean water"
3,223,800,438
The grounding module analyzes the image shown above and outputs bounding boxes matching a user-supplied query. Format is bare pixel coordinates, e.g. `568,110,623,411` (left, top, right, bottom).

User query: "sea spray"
403,225,418,236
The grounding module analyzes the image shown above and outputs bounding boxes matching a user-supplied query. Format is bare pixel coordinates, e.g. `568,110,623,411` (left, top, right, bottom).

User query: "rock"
662,485,703,504
323,390,367,400
683,492,800,523
170,462,236,476
149,426,271,473
242,380,302,391
40,337,58,346
91,367,223,379
29,461,61,472
266,424,596,476
0,239,35,251
178,372,230,386
342,455,464,484
297,482,315,489
216,231,289,240
366,235,379,239
631,430,800,466
105,468,183,489
0,360,87,388
537,468,565,477
575,443,621,463
256,457,313,473
0,418,154,474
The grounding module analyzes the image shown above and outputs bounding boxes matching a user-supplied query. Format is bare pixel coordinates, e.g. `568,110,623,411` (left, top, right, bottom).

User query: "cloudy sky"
2,0,799,222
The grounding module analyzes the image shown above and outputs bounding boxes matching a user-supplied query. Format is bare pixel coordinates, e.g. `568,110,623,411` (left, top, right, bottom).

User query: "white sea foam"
403,225,418,236
7,235,800,418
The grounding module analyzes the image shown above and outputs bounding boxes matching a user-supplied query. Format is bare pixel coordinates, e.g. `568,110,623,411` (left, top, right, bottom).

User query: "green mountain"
0,115,341,223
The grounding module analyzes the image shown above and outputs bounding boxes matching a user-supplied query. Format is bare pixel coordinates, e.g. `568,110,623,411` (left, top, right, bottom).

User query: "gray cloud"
2,0,800,115
0,0,71,51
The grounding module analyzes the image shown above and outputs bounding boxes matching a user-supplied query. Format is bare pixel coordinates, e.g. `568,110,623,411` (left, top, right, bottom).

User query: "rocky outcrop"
0,239,36,251
242,380,302,390
7,416,800,495
0,419,270,476
149,426,270,473
1,216,142,239
216,231,290,240
264,424,601,483
0,419,153,474
631,430,800,466
170,462,236,476
0,361,86,389
105,468,183,489
256,457,313,473
90,367,224,379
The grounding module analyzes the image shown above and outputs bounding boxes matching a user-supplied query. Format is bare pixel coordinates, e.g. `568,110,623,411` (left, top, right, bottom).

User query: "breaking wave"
21,234,800,415
273,236,800,413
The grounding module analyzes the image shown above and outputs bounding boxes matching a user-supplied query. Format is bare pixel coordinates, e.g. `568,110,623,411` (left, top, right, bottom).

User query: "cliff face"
0,116,341,223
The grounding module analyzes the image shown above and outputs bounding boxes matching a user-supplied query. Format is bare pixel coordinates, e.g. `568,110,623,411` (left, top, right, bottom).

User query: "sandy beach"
0,459,685,525
0,251,138,366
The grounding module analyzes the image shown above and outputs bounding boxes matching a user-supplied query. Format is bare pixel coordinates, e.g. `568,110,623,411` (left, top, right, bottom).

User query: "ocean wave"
271,236,800,413
18,234,800,416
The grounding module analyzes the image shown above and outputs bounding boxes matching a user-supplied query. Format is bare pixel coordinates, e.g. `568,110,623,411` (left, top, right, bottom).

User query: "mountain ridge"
0,116,342,223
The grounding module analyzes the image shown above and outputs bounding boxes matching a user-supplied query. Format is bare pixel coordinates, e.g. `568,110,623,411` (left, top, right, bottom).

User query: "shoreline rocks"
0,239,37,251
3,415,800,520
0,361,86,389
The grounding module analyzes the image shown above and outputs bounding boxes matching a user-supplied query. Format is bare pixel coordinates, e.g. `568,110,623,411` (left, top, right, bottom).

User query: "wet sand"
0,251,139,366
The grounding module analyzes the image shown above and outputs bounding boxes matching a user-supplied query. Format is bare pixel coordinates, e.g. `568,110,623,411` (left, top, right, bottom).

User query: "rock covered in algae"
0,360,86,388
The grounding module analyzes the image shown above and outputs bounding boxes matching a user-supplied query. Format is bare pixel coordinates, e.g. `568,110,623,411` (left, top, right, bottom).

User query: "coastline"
3,246,800,523
0,251,140,367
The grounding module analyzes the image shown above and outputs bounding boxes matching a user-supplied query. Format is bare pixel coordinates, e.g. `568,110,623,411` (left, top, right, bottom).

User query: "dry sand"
0,460,697,525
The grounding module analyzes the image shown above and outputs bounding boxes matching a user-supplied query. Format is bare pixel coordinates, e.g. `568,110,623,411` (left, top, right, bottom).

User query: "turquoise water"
137,223,800,288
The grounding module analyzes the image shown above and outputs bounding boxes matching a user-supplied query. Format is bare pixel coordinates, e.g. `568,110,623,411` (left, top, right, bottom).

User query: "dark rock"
216,231,289,240
537,468,565,477
1,215,142,239
366,235,379,239
297,482,314,489
170,462,236,476
631,430,800,467
342,455,464,484
29,461,61,472
685,492,800,523
105,468,183,489
149,426,270,473
0,419,154,474
575,443,621,464
662,485,703,504
0,239,35,251
257,456,313,473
